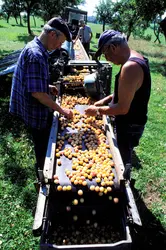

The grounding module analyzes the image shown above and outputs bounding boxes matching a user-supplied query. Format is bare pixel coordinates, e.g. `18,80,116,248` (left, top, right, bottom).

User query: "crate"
39,189,132,250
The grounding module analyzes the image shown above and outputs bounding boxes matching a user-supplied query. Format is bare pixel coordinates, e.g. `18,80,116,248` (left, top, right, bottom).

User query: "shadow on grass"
135,49,166,76
23,189,38,212
32,29,42,33
0,77,38,213
150,61,166,76
17,33,35,44
0,49,14,58
137,50,165,59
0,75,13,97
0,80,35,181
130,185,166,250
11,24,23,27
130,151,166,249
132,150,142,170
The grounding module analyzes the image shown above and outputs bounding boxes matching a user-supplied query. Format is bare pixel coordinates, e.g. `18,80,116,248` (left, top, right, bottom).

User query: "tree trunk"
33,15,36,27
127,19,134,41
14,16,18,25
27,10,32,35
19,14,23,26
160,18,166,42
153,20,161,43
102,20,105,32
7,14,10,23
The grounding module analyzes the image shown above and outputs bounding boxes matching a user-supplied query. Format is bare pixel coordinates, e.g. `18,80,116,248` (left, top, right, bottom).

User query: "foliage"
95,0,114,32
38,0,85,21
110,0,149,40
94,0,166,41
1,0,23,24
1,0,85,34
136,0,166,22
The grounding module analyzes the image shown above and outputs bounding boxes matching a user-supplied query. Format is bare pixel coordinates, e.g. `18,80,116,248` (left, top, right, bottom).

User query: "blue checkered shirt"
9,37,50,129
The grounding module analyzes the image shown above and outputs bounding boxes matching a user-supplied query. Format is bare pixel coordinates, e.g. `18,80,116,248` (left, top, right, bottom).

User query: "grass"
0,18,166,249
0,17,43,58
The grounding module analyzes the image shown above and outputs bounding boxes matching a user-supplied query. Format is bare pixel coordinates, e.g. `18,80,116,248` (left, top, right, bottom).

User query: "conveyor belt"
73,39,90,61
53,104,120,191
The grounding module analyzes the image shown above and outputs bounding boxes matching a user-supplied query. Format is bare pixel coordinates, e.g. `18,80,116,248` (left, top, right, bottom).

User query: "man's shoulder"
85,25,92,32
23,40,44,62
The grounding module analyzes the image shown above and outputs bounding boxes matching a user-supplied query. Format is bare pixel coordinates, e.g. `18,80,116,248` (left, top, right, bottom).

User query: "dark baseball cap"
47,17,72,42
95,30,121,59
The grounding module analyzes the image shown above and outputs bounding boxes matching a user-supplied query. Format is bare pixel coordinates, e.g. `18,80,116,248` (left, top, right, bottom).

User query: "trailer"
33,40,142,250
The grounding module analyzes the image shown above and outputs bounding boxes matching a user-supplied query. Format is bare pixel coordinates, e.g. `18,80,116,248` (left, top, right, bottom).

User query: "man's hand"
85,105,98,116
49,85,58,96
62,108,73,119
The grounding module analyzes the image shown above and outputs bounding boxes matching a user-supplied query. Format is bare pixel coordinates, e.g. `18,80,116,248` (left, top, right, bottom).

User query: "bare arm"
94,94,114,106
85,61,143,116
32,92,73,118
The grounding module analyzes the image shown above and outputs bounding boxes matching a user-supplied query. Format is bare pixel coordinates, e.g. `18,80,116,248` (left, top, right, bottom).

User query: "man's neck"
38,32,48,50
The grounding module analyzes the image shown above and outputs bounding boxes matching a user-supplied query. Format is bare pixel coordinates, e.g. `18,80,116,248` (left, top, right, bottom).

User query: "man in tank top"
85,30,151,179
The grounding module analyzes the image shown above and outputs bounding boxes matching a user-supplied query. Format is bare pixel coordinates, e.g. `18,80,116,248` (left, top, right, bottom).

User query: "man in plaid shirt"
9,17,73,180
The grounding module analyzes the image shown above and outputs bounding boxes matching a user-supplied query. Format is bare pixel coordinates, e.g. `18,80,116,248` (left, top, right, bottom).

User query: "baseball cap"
47,17,72,42
95,30,121,59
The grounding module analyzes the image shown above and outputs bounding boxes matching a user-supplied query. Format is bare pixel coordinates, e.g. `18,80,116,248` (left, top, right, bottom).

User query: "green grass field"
0,17,166,249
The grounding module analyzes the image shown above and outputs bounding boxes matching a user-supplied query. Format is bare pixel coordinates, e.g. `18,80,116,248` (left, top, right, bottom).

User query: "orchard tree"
136,0,165,22
1,0,13,23
20,0,41,35
1,0,40,33
95,0,114,31
136,0,166,40
111,0,149,40
39,0,85,22
1,0,85,34
1,0,23,24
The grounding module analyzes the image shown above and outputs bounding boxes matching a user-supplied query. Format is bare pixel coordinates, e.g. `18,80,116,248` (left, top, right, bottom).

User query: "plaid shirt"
9,37,50,129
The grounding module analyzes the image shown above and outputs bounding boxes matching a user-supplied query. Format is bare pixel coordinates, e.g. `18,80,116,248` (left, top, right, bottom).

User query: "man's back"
9,37,50,129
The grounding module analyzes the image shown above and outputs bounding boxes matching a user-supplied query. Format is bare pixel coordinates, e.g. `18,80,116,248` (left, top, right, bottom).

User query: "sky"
78,0,100,16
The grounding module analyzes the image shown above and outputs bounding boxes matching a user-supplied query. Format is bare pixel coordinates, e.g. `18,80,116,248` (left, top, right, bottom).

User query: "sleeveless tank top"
114,57,151,125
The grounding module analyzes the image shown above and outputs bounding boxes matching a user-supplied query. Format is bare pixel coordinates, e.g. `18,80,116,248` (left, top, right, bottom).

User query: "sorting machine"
33,39,142,250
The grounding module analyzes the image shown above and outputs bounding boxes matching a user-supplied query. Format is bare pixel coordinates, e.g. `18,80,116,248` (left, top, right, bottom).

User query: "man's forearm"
102,94,114,105
99,103,128,116
32,92,64,114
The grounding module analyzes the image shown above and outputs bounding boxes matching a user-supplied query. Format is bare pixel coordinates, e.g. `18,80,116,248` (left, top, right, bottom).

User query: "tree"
110,0,149,40
1,0,24,25
21,0,41,35
1,0,85,35
136,0,166,41
39,0,85,22
136,0,165,22
1,0,14,23
153,16,163,43
95,0,114,31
